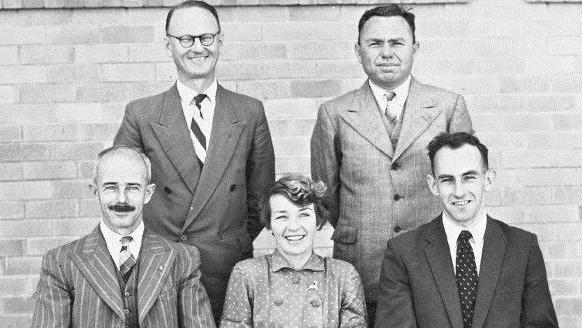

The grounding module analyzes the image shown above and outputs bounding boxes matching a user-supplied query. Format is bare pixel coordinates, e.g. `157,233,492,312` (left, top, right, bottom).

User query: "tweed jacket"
30,227,215,328
310,77,473,303
375,215,558,328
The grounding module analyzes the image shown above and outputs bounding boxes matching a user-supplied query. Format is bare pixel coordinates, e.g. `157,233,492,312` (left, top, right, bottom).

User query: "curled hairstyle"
358,4,416,44
165,0,221,33
94,145,152,184
427,132,489,173
260,174,328,230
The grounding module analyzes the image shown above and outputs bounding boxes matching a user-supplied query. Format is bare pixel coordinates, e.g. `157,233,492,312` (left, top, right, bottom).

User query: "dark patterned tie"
384,91,397,127
456,230,478,328
190,94,207,151
119,236,136,282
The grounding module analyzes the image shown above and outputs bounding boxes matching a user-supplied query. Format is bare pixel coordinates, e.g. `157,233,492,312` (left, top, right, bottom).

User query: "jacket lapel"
423,217,464,328
471,217,507,328
150,84,201,194
338,81,394,157
393,78,442,161
137,230,176,324
182,85,244,231
71,226,125,320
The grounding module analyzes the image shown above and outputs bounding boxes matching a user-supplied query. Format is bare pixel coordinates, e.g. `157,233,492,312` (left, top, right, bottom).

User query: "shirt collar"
176,79,218,107
442,209,487,245
368,75,411,111
269,249,325,272
99,220,144,260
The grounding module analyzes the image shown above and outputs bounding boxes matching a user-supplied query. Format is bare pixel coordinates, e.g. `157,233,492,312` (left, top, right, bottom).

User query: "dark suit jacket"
31,227,215,328
113,84,275,317
311,77,472,303
375,216,558,328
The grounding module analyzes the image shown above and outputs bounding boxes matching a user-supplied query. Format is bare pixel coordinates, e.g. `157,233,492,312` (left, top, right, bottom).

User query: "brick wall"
1,0,581,326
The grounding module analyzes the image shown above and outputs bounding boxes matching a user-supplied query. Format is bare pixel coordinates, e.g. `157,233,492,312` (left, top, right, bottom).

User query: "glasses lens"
200,34,215,46
180,35,194,48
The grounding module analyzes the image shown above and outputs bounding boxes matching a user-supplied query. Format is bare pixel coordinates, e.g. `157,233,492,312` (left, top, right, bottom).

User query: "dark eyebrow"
462,170,480,176
436,174,454,180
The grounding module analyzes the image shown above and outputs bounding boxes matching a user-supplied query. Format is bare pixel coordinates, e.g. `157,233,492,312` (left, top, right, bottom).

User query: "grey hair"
93,145,152,184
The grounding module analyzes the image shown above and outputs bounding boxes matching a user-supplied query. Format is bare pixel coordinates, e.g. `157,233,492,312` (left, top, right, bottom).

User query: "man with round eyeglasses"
114,1,275,323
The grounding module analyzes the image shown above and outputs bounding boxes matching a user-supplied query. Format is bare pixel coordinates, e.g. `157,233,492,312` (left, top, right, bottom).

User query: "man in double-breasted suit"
31,146,215,328
113,1,275,321
375,132,558,328
310,5,472,324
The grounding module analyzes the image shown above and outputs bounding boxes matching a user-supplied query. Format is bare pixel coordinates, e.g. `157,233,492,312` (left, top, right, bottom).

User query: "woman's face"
269,194,317,259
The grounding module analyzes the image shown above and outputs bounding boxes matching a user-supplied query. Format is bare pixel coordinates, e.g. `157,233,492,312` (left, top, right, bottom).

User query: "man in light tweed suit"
31,146,215,328
310,5,473,325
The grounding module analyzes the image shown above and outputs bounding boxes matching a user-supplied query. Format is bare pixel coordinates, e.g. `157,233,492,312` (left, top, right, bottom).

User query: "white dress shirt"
442,210,487,275
177,79,218,163
100,220,144,270
369,75,411,121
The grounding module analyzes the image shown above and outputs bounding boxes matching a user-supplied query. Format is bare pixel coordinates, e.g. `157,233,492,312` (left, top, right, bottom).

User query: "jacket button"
310,299,321,307
391,162,400,170
124,292,130,298
274,299,283,306
393,194,402,201
163,186,172,194
124,308,130,314
393,226,402,233
180,235,188,242
229,184,236,191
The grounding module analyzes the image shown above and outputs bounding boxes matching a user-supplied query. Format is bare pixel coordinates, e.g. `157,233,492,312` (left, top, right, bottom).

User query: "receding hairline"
93,146,152,184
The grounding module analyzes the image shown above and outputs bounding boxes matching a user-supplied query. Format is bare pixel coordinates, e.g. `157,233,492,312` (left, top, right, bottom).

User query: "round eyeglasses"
166,31,220,48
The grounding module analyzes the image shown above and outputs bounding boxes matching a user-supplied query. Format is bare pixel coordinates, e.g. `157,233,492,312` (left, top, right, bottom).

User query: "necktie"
384,91,397,127
119,236,136,282
190,94,208,166
456,230,478,328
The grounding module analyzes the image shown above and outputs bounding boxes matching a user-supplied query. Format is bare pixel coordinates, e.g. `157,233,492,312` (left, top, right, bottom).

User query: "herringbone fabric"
119,236,136,282
456,230,478,328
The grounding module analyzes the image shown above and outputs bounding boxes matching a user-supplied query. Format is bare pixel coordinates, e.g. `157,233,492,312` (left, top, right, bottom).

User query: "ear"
412,41,419,54
354,42,363,65
484,169,496,192
89,182,98,196
143,183,156,204
165,36,173,57
427,174,439,196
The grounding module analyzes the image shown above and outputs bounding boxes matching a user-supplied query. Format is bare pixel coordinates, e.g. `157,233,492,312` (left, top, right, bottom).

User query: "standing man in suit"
114,1,275,321
375,132,558,328
31,146,215,328
310,4,472,324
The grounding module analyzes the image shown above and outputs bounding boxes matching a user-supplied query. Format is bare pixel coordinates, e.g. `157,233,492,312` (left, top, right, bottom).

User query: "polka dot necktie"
456,230,478,328
119,236,136,282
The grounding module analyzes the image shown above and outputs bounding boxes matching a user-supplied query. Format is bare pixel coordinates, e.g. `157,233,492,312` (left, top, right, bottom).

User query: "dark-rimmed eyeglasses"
166,31,220,48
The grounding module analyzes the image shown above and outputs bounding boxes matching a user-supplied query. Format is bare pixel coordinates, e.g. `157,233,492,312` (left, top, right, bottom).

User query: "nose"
380,42,394,57
116,189,127,203
191,37,205,52
453,181,466,198
287,215,301,230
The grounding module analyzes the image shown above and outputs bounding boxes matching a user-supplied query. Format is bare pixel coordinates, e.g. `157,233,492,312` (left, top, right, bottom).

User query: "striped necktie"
119,236,136,282
456,230,478,328
384,91,397,127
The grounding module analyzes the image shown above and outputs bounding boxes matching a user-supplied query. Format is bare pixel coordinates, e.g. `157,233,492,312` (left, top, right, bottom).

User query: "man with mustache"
114,1,275,322
310,4,473,325
375,132,558,328
31,146,215,328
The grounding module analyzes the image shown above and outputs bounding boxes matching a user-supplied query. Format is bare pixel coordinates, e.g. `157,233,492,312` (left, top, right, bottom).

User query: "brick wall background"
1,0,581,326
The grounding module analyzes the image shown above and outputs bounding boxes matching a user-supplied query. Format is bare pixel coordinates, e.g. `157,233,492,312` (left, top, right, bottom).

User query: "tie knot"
120,236,133,247
384,91,396,102
192,93,207,108
458,230,472,242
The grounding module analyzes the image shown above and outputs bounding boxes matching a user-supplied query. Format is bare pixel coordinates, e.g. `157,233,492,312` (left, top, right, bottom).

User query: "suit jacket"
310,77,472,302
31,227,215,328
375,215,559,328
114,84,275,317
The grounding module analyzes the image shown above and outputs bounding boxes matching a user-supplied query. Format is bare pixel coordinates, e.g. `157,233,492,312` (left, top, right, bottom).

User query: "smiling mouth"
451,200,471,206
285,235,305,241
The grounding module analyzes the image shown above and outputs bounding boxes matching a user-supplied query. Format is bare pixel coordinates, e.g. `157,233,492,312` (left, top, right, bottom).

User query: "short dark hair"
427,132,489,172
165,0,221,34
260,174,328,230
358,4,416,44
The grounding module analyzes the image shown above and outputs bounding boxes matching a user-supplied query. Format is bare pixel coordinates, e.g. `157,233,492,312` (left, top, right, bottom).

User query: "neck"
178,74,215,94
278,249,312,270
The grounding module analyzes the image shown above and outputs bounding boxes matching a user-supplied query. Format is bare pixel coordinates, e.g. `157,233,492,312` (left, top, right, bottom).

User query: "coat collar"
269,250,325,272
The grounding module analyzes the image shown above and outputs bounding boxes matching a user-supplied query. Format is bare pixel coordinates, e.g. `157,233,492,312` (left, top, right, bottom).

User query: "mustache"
108,203,135,212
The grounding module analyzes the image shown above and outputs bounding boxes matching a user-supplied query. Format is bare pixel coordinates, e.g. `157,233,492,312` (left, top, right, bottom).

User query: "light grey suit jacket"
310,77,473,303
31,227,215,328
114,84,275,317
375,216,558,328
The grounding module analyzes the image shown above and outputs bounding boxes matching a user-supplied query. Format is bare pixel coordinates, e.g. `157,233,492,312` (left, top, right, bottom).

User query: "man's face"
166,7,222,83
91,152,155,235
427,144,494,227
355,15,418,90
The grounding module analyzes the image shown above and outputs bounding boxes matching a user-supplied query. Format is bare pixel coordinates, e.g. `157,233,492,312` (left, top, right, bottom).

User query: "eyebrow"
436,170,480,179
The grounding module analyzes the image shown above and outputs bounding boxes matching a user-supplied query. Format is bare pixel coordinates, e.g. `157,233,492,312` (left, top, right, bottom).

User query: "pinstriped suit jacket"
31,226,216,328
